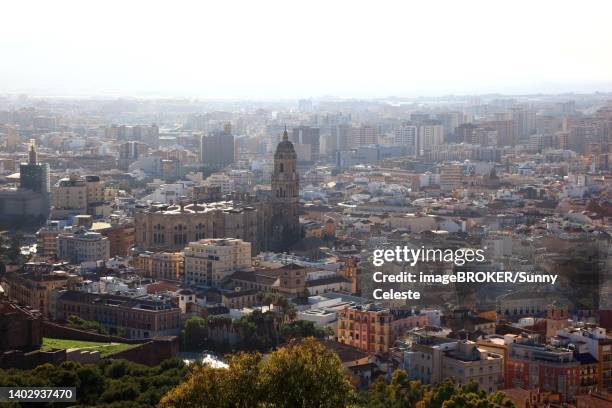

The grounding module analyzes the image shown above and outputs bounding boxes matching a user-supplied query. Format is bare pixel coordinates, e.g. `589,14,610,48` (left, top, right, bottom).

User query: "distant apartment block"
290,126,320,162
200,130,234,170
351,125,378,148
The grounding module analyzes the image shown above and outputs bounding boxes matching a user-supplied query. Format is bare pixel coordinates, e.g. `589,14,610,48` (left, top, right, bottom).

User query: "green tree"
158,362,230,408
223,352,263,408
280,320,329,341
0,358,187,407
364,377,516,408
362,370,424,408
75,365,105,405
161,337,356,408
180,316,207,351
259,338,355,408
67,314,107,334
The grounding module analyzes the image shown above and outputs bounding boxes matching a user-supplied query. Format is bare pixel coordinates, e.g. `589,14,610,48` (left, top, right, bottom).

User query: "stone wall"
0,349,66,370
66,349,100,364
42,321,143,344
105,336,178,366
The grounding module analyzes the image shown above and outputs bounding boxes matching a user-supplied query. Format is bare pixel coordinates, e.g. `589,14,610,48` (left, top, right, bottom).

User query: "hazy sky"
2,0,611,98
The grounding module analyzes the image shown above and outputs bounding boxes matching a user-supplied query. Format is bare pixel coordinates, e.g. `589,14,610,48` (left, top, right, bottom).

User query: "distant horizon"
2,83,612,102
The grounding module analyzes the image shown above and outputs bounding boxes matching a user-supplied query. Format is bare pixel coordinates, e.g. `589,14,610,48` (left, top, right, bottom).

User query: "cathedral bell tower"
269,127,301,250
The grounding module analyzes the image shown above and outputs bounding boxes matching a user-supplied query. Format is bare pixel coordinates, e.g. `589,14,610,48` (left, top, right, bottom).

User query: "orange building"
337,304,427,353
96,223,135,258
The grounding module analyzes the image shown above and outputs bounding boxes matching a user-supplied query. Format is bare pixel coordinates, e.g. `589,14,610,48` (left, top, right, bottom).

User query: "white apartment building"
183,238,251,286
394,125,418,145
417,124,444,155
394,125,418,156
57,230,110,263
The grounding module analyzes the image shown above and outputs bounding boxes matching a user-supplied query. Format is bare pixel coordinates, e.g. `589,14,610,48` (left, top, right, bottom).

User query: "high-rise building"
556,100,576,115
536,115,563,136
351,125,378,147
456,123,478,145
394,125,418,156
20,140,50,195
510,107,536,141
565,117,607,153
495,119,515,147
479,120,515,146
183,238,251,286
327,124,352,154
472,128,498,146
417,123,444,155
118,141,149,170
108,124,159,148
436,112,462,139
528,134,553,152
290,126,320,162
200,130,235,170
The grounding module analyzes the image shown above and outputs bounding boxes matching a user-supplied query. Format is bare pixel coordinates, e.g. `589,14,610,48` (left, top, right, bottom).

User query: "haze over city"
2,0,612,98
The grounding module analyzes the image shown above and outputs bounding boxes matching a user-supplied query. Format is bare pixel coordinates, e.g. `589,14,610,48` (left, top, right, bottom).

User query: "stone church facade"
134,129,301,254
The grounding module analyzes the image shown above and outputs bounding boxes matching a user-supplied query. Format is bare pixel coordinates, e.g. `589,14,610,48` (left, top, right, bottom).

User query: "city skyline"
1,2,612,407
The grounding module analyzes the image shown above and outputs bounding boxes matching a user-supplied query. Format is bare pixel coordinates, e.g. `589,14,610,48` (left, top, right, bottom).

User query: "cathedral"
134,129,302,254
269,128,301,250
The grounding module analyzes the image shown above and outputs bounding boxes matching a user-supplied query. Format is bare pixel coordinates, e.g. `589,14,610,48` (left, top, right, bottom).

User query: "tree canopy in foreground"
160,337,516,408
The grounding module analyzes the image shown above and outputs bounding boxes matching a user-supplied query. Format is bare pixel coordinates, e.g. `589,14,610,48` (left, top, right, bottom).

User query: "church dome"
275,128,297,158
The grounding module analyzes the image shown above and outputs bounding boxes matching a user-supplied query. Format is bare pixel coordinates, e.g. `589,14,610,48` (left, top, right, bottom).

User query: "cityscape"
1,2,612,407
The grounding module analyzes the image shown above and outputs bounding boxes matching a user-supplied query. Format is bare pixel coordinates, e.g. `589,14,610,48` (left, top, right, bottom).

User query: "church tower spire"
268,127,301,250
